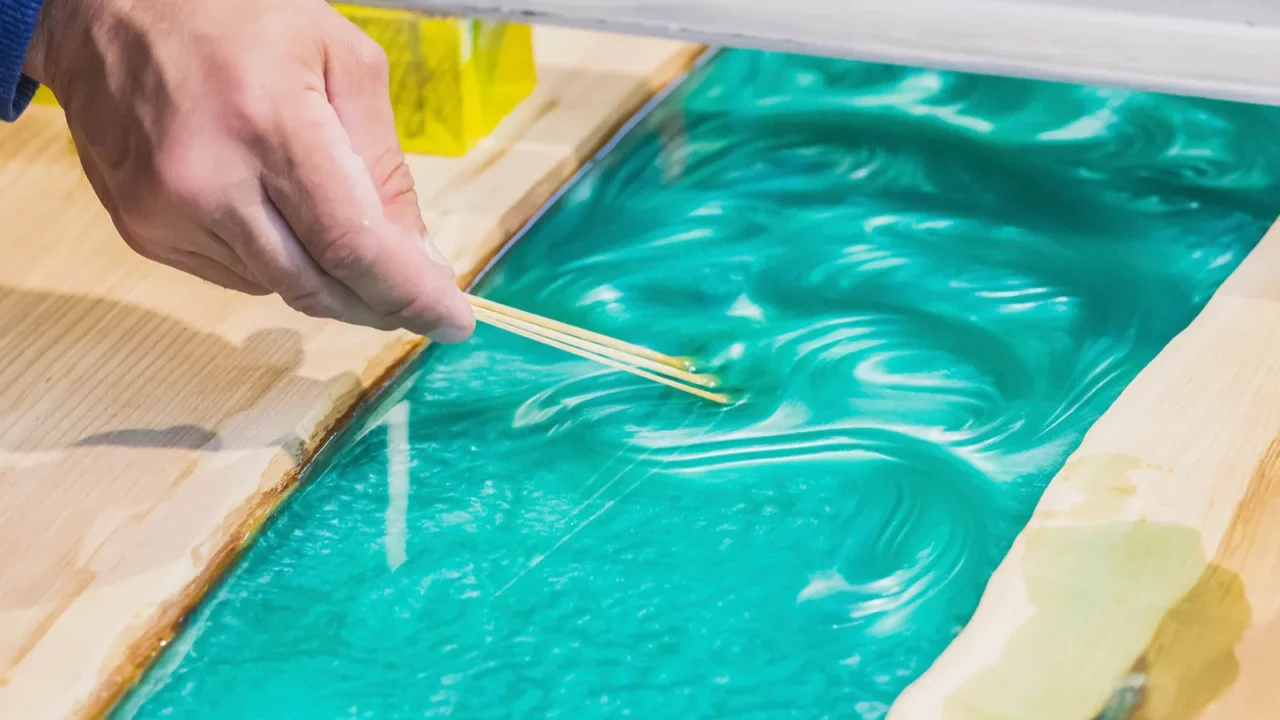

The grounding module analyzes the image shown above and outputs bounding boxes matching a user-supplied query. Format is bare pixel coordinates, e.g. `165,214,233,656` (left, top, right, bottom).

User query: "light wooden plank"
889,218,1280,718
388,0,1280,106
0,26,701,720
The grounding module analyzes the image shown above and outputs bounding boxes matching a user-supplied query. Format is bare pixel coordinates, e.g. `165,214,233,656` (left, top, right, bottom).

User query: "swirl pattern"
118,50,1280,719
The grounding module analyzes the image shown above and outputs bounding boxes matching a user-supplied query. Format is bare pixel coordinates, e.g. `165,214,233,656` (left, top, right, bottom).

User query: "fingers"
78,138,268,297
64,4,472,342
259,90,474,342
168,247,271,296
215,187,398,330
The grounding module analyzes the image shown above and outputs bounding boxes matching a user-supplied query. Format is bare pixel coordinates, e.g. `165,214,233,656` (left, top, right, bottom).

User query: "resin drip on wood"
114,49,1280,718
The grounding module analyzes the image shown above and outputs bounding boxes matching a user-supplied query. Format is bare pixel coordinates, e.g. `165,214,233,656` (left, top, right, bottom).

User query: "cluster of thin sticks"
466,294,732,405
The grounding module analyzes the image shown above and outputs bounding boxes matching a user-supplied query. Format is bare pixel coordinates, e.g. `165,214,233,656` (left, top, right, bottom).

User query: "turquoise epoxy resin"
116,50,1280,718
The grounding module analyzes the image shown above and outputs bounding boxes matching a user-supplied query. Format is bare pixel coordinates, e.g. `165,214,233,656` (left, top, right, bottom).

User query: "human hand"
22,0,475,342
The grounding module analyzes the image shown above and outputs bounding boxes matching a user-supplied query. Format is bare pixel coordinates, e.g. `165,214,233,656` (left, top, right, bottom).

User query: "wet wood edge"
79,336,426,719
889,217,1280,719
76,41,707,720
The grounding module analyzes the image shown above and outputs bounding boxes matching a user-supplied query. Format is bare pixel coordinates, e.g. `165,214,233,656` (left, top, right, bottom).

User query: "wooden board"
388,0,1280,107
888,217,1280,718
0,27,701,720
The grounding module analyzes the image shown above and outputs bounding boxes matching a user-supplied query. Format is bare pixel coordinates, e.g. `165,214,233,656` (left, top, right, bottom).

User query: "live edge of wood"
0,27,702,719
891,221,1280,718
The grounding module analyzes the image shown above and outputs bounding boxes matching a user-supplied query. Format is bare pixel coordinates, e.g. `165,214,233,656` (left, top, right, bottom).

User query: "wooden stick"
467,294,698,372
473,308,733,405
470,305,720,389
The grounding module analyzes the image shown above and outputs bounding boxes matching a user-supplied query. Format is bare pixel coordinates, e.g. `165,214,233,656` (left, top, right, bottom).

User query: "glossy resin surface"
116,49,1280,718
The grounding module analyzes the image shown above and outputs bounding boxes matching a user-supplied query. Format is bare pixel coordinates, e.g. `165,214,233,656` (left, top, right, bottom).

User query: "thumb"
322,12,445,261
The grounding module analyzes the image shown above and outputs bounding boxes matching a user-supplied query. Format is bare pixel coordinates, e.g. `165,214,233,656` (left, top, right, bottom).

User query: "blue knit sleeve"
0,0,44,122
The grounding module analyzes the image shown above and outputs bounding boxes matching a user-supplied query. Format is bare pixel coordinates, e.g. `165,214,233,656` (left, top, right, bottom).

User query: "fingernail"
425,292,476,344
427,316,475,344
428,325,471,344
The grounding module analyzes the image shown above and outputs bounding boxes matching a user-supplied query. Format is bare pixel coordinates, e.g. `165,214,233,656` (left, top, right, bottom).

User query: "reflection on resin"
117,50,1280,718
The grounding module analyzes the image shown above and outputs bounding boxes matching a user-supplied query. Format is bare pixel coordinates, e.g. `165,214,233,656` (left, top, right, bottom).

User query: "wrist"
22,0,101,94
21,0,56,84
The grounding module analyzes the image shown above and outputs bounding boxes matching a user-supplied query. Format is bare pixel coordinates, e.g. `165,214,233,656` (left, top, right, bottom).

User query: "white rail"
374,0,1280,104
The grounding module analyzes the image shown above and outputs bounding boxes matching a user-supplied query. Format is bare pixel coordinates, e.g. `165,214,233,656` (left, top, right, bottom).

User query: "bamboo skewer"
479,311,733,404
465,294,732,405
468,295,696,371
471,306,718,389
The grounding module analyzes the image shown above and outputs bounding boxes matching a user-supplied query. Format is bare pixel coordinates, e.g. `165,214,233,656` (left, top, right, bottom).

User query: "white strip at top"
374,0,1280,105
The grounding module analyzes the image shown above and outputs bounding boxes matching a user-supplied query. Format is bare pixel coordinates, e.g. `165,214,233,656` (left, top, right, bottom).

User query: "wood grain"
0,27,701,720
889,217,1280,719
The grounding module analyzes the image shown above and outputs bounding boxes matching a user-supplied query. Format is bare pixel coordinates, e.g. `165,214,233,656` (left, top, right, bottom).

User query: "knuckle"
376,151,415,199
282,285,340,319
369,151,425,233
150,141,256,218
350,34,390,81
386,292,440,326
152,147,209,210
219,71,278,134
310,224,373,276
234,92,278,133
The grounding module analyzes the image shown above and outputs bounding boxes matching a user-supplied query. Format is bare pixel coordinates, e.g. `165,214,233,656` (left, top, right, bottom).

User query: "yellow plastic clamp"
335,5,537,156
30,7,538,158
